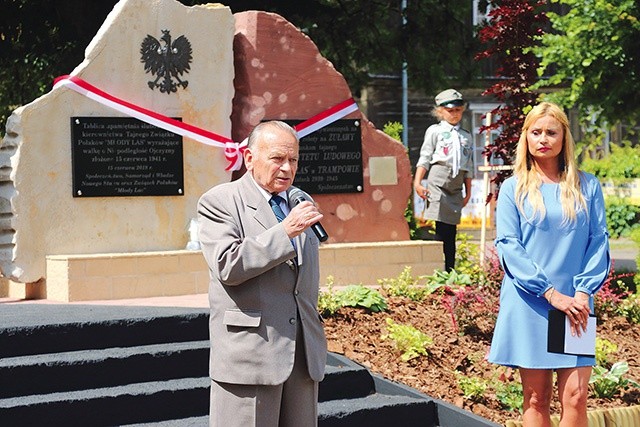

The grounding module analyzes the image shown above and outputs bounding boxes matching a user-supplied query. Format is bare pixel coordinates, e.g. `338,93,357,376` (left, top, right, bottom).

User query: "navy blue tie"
269,195,287,222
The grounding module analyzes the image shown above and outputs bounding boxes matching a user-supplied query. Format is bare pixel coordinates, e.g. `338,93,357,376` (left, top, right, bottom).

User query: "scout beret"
435,89,464,108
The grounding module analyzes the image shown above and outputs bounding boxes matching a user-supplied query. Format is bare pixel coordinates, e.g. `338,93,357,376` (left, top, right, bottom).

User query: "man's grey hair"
247,121,299,149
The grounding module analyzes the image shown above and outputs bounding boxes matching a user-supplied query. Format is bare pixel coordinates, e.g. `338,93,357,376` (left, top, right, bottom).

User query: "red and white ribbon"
54,75,359,171
293,98,359,138
54,75,244,170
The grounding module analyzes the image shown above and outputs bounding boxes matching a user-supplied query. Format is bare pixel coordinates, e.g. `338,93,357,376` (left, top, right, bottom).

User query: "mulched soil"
323,294,640,425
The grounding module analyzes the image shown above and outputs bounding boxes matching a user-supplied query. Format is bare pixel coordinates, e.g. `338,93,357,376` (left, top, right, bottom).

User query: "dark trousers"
434,221,457,272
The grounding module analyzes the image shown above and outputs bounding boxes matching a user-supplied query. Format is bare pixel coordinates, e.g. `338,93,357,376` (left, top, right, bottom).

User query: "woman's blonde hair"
513,102,585,223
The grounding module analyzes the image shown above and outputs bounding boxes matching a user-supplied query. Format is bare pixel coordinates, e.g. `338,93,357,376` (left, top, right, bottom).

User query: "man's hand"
282,201,323,238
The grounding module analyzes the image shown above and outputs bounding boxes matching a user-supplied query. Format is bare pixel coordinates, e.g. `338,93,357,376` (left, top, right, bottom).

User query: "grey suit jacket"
197,173,327,385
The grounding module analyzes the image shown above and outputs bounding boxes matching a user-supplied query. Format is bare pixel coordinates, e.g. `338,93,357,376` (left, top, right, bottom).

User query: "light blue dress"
488,173,610,369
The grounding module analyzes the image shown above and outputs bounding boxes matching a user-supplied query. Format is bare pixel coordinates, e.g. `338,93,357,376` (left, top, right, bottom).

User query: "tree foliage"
1,0,480,131
475,0,547,189
0,0,121,127
532,0,640,128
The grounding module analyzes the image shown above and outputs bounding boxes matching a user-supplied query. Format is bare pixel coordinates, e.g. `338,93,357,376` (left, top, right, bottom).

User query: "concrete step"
0,341,209,398
0,377,210,426
0,346,374,402
0,304,500,426
122,417,209,426
318,393,436,426
370,375,501,427
0,304,208,358
320,353,375,402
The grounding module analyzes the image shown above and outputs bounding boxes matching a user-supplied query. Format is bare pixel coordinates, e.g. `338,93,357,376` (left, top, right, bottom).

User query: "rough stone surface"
232,11,411,243
0,4,413,289
0,0,235,282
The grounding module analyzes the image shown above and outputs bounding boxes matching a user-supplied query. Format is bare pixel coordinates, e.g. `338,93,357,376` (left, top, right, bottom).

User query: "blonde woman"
488,102,610,426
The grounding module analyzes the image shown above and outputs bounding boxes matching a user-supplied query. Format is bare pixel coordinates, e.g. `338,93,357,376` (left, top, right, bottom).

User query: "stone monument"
0,0,433,301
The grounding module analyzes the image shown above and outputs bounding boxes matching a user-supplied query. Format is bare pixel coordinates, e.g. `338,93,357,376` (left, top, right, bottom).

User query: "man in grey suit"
197,120,327,427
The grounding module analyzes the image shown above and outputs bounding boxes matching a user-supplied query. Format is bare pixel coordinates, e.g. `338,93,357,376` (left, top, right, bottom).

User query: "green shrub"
426,269,473,288
581,143,640,179
336,285,388,312
455,233,483,281
318,276,343,317
589,361,640,398
379,266,431,301
595,338,618,368
382,121,403,143
618,293,640,324
631,227,640,289
494,380,523,413
455,373,488,402
605,197,640,238
381,318,432,362
318,280,388,315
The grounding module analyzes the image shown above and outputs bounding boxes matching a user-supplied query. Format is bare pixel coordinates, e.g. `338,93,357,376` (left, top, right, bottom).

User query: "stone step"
118,394,435,427
0,346,375,403
0,304,208,358
0,341,209,398
0,378,210,426
318,393,435,426
0,304,500,426
122,417,209,426
321,353,375,402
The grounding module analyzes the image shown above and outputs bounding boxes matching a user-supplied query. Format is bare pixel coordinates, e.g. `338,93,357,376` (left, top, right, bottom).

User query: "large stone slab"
0,0,235,283
232,11,411,243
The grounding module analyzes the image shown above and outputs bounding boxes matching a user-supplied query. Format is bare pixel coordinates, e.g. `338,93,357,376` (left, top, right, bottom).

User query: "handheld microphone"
288,188,329,242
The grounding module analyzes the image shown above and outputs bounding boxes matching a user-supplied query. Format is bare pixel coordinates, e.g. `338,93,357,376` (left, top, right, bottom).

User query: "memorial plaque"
71,117,184,197
289,119,363,194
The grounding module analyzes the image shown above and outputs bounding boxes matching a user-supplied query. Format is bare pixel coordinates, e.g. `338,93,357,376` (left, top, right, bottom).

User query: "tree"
532,0,640,129
0,0,121,127
475,0,548,189
1,0,480,129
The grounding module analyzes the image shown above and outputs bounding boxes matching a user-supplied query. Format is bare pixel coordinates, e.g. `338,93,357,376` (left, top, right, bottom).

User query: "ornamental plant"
378,266,432,302
494,380,524,413
318,276,344,317
454,233,483,282
318,279,388,315
441,285,499,336
426,269,473,289
589,361,640,398
595,337,618,368
631,226,640,289
381,317,432,362
617,293,640,324
594,271,632,320
455,372,489,402
475,0,547,190
604,197,640,239
333,284,388,313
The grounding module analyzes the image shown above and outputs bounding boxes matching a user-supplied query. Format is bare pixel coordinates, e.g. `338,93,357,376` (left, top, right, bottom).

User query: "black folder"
547,309,596,356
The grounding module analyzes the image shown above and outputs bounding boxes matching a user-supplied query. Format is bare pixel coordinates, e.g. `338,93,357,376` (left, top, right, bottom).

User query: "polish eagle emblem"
140,30,192,94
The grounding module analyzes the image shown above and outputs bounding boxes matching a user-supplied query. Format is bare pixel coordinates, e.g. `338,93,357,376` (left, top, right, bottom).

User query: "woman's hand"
546,289,591,337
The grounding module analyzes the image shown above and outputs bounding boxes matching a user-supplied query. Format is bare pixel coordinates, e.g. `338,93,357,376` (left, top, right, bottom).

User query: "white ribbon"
451,126,462,178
